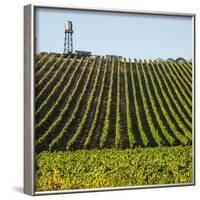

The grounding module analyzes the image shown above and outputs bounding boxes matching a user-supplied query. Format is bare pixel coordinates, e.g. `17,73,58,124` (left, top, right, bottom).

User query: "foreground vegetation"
36,146,192,191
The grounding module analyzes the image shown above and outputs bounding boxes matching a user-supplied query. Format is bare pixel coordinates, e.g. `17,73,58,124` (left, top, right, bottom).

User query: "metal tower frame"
64,31,73,53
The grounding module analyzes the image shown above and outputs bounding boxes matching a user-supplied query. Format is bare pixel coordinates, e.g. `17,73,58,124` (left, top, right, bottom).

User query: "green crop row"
146,60,190,145
141,60,175,146
48,58,96,151
34,54,42,64
164,62,192,107
179,63,192,85
115,57,121,148
35,56,78,126
129,60,149,147
170,62,192,97
153,61,192,129
160,62,192,118
84,58,109,148
35,54,49,69
35,56,63,88
35,55,56,79
36,57,90,148
66,58,103,150
100,58,114,148
124,58,136,148
36,56,70,100
136,60,163,146
184,63,192,73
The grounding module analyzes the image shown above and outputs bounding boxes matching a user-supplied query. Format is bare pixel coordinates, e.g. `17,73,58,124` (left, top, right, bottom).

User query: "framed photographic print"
24,4,195,195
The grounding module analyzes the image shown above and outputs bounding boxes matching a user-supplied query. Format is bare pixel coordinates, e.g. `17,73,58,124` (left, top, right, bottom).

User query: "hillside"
34,53,192,153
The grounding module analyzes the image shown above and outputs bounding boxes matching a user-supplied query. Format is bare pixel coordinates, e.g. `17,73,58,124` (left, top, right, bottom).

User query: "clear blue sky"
35,7,192,59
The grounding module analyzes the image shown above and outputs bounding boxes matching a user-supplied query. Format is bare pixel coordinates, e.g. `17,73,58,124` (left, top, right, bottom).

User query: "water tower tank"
65,21,73,32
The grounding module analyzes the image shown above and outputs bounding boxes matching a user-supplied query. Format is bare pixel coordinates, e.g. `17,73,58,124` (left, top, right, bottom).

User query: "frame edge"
24,4,35,196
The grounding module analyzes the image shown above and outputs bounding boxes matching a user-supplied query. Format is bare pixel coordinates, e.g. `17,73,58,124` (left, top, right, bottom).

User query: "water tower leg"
67,33,69,53
70,33,73,53
64,32,67,53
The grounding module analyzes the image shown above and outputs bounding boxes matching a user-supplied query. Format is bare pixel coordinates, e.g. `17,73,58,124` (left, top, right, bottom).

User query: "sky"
35,7,192,60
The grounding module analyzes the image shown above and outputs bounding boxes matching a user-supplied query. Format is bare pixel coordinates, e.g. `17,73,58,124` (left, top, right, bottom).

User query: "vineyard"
35,53,193,191
35,53,192,152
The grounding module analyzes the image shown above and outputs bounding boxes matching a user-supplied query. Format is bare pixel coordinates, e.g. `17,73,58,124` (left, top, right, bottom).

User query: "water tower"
64,21,73,53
